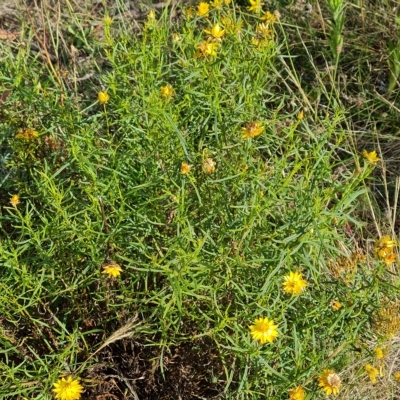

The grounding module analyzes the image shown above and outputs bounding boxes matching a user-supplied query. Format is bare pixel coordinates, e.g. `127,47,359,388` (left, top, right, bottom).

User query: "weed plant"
0,1,399,399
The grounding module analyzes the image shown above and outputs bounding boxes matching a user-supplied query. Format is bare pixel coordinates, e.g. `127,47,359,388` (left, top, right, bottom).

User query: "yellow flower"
375,235,397,259
248,0,263,14
10,194,20,207
297,110,304,120
102,263,123,278
196,41,219,57
185,7,195,17
197,2,210,16
331,300,342,311
282,271,307,295
172,33,181,42
210,0,223,8
365,364,379,384
288,386,305,400
318,370,341,396
53,376,83,400
98,91,110,105
204,23,225,39
221,16,243,35
362,150,380,164
261,11,277,24
241,122,264,139
15,128,39,140
203,157,216,174
384,252,397,265
394,371,400,382
249,317,279,344
256,22,272,37
374,346,385,359
181,162,192,175
160,84,175,99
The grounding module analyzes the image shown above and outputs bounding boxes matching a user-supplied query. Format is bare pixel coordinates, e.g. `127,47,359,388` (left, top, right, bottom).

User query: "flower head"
374,346,385,359
102,263,123,278
282,271,307,295
288,386,305,400
204,23,225,39
103,15,113,26
221,16,243,35
160,84,174,99
375,235,397,259
249,316,279,344
256,23,272,38
210,0,223,8
365,364,379,383
248,0,263,14
362,150,380,164
196,41,219,57
53,376,83,400
98,91,110,105
15,128,39,140
394,371,400,382
10,194,20,207
241,121,264,139
318,370,341,396
172,33,181,42
261,11,277,24
181,162,192,175
384,252,397,265
203,157,216,174
331,300,342,311
197,2,210,16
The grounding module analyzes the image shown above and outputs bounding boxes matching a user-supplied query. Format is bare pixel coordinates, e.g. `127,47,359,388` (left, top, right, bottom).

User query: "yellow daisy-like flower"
53,376,83,400
241,122,264,139
375,235,397,259
362,150,380,164
331,300,342,311
365,364,379,384
203,157,216,174
256,22,272,37
261,11,277,24
98,91,110,105
15,128,39,140
394,371,400,382
384,252,397,265
181,162,192,175
282,271,307,295
210,0,223,8
102,263,123,278
196,41,219,57
249,317,279,344
248,0,263,14
374,346,385,359
160,84,175,99
318,370,342,396
288,386,305,400
204,23,225,39
10,194,20,207
197,2,210,16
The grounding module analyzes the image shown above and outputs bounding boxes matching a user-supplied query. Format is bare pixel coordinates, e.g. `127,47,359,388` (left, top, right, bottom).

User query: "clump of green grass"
0,0,399,399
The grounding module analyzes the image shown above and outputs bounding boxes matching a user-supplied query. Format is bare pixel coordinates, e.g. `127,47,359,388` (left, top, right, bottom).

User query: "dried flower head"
181,162,192,175
248,0,263,14
160,84,175,99
197,2,210,16
282,271,307,295
53,376,83,400
203,157,216,174
15,128,39,140
241,122,264,139
10,194,20,207
204,23,225,39
373,300,400,339
288,386,305,400
98,91,110,105
102,263,123,278
331,300,342,311
249,317,279,344
365,364,379,383
318,370,341,396
362,150,380,164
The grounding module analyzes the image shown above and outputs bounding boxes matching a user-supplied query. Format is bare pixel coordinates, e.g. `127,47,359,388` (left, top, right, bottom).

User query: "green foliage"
0,1,398,399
